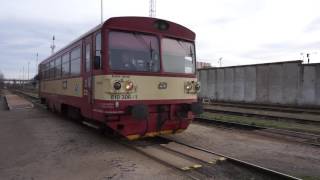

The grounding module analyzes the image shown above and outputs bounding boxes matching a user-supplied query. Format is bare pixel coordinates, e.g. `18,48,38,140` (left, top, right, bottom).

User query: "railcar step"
82,121,100,129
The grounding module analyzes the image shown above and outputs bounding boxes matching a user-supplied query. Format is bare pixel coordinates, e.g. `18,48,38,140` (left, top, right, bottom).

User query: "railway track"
9,89,304,179
195,117,320,147
204,105,320,125
14,89,320,147
123,137,301,180
204,101,320,115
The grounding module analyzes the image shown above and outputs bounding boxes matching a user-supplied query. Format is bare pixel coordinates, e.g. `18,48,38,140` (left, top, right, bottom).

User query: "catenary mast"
149,0,156,17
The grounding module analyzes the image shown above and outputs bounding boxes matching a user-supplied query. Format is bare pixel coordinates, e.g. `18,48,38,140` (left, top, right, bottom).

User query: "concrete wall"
244,66,256,102
198,61,320,107
301,65,315,104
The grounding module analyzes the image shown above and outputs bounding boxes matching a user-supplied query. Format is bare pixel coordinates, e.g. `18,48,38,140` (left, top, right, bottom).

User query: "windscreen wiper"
133,33,155,71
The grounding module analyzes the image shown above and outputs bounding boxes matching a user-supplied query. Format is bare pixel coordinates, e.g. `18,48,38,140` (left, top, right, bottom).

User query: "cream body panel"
40,77,83,97
94,75,197,101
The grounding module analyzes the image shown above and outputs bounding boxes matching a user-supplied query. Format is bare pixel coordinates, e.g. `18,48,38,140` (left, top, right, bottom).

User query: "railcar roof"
40,16,195,64
40,24,102,64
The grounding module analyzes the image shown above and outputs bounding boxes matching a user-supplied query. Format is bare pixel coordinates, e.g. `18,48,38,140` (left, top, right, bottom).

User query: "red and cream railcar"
39,17,202,140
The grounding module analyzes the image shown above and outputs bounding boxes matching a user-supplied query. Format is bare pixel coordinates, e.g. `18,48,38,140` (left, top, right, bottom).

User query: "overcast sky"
1,0,320,78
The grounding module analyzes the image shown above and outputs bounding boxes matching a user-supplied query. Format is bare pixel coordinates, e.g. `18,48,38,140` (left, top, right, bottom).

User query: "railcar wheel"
61,104,68,115
52,104,58,113
40,98,46,104
45,101,51,111
67,106,82,121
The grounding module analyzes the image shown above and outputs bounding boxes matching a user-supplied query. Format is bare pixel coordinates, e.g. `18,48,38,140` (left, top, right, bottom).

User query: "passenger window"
55,57,62,79
94,33,102,69
85,44,91,72
49,61,55,79
62,54,70,77
70,47,81,76
40,64,45,80
44,63,49,80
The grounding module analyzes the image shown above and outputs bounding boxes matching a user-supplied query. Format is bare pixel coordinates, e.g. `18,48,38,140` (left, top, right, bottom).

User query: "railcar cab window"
85,44,91,72
109,31,160,72
43,63,49,80
94,32,102,69
55,57,62,79
40,64,44,80
49,61,55,79
62,53,70,77
162,38,195,74
70,47,81,76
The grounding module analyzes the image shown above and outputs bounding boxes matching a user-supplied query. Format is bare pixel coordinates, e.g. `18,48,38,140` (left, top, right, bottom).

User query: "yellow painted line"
192,164,202,169
159,130,173,135
175,129,185,133
181,164,202,171
145,132,159,137
126,129,186,140
126,134,140,140
181,167,191,171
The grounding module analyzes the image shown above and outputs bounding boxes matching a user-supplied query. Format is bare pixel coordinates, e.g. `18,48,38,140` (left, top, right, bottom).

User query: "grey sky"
0,0,319,78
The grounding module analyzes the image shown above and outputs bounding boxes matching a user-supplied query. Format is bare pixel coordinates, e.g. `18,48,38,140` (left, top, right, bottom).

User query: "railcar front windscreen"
109,31,160,72
162,38,195,74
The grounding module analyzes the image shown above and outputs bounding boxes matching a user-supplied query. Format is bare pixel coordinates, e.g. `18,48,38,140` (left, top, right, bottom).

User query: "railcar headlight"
195,82,201,91
113,81,121,90
125,81,134,91
185,82,192,91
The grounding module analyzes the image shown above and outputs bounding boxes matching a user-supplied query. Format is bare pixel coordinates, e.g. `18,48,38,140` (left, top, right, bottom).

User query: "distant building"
196,61,211,69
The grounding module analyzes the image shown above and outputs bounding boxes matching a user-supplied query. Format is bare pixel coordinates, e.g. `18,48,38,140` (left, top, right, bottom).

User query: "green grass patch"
301,176,320,180
199,112,320,135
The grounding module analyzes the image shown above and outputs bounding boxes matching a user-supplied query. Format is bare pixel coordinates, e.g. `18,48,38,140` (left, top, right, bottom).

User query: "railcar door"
82,36,93,118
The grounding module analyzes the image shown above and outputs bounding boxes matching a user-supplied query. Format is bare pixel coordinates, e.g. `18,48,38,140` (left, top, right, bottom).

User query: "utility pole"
218,57,223,67
36,53,39,76
149,0,156,17
301,52,317,64
23,66,25,88
28,62,30,80
50,36,56,55
101,0,103,24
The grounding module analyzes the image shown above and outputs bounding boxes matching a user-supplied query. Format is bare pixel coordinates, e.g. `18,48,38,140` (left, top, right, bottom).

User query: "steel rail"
195,117,320,147
160,137,302,180
204,108,320,124
11,89,305,179
205,101,320,115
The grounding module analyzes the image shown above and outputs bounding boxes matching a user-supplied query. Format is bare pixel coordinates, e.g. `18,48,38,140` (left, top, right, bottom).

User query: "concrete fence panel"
224,68,234,101
282,62,300,104
233,67,245,101
300,65,316,105
198,61,320,107
217,69,225,100
244,66,256,102
316,65,320,106
268,64,283,104
256,65,269,103
207,69,217,99
199,70,208,98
